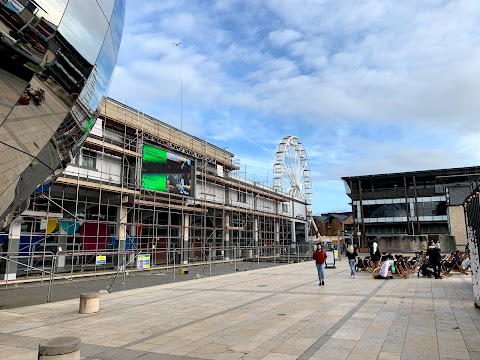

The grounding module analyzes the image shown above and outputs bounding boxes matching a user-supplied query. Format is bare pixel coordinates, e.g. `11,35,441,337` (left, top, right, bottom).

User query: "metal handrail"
1,251,55,302
0,244,314,298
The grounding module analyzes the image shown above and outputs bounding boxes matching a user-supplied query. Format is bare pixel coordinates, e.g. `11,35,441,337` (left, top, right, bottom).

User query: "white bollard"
38,336,81,359
79,292,99,314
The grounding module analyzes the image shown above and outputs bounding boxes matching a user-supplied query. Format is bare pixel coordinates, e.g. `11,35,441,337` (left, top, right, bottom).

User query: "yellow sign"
137,254,150,269
96,255,106,265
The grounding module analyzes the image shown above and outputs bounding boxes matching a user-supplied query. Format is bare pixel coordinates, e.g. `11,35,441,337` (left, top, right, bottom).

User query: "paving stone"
0,261,477,360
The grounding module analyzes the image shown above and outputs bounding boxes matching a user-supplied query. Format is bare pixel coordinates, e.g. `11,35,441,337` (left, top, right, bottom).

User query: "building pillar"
448,206,468,247
303,220,308,244
182,214,189,264
116,198,128,268
403,176,412,234
224,214,230,260
1,217,22,281
254,217,259,257
358,179,366,246
412,175,421,235
128,222,137,265
291,220,297,255
350,180,358,245
274,221,280,256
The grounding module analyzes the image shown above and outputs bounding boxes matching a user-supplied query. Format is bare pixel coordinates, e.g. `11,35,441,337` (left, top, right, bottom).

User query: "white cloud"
268,29,302,47
109,0,480,212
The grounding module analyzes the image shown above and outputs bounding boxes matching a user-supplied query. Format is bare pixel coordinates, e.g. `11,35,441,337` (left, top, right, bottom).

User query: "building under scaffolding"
0,98,310,281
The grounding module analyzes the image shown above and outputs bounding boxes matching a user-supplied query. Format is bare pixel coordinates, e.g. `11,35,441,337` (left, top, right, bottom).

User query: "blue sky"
107,0,480,215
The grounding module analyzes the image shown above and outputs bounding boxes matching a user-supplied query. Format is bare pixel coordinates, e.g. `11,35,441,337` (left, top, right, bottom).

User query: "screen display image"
142,144,193,196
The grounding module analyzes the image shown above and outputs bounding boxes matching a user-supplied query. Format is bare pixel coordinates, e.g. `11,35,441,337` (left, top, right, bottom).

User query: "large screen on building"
142,144,193,196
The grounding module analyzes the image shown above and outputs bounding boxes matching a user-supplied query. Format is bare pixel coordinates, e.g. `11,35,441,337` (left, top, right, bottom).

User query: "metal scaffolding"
0,98,310,288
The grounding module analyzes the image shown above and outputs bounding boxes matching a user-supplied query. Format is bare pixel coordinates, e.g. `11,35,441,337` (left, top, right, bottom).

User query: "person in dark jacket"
312,243,327,286
426,239,442,279
370,242,381,270
346,244,358,278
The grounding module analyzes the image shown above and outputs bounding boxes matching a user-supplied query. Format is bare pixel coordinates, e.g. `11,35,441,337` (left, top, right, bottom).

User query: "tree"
315,219,327,236
329,218,342,236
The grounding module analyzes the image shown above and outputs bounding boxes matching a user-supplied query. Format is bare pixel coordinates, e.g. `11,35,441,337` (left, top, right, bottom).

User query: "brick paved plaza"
0,259,479,360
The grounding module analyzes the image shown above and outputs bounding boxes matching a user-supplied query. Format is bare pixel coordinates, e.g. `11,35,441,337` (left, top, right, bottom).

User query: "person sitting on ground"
355,256,365,272
381,252,389,262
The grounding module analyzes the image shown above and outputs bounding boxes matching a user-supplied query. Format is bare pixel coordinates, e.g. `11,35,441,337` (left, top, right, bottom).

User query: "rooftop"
342,165,480,182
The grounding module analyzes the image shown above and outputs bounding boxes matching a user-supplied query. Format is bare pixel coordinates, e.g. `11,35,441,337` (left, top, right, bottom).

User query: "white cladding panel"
197,181,226,202
229,190,254,209
293,200,307,220
64,151,122,183
256,197,276,214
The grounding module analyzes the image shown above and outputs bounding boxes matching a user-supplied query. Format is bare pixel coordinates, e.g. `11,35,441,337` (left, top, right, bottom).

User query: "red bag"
18,96,30,105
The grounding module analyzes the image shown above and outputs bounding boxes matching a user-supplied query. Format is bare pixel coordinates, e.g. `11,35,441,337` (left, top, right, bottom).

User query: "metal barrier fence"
0,243,315,303
465,186,480,307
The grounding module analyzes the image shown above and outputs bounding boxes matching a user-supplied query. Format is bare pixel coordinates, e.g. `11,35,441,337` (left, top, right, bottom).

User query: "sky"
107,0,480,215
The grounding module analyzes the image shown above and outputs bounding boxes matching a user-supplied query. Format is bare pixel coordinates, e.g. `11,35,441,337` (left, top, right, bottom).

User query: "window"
282,203,289,212
417,200,447,216
82,149,97,169
71,153,80,165
363,203,407,218
237,191,246,203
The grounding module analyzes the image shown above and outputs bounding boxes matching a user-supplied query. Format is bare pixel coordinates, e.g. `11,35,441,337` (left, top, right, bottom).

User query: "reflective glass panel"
97,0,116,21
58,0,108,64
80,26,115,114
109,0,125,58
0,1,126,229
34,0,68,27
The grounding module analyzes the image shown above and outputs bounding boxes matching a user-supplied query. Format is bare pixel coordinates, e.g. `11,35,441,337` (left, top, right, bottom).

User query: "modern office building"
0,97,309,281
342,167,480,252
0,0,126,279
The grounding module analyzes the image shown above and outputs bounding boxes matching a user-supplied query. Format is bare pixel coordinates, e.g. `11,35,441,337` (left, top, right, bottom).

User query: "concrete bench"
79,292,99,314
38,336,81,359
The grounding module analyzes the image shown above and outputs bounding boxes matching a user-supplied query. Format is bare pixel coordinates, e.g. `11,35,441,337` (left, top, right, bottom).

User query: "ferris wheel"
274,135,317,235
273,135,313,202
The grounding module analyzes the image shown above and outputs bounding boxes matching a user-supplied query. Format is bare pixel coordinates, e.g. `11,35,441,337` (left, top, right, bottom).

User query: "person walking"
312,243,327,285
346,244,358,278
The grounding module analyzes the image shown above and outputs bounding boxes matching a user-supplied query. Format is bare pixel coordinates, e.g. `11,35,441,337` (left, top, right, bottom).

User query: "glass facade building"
0,0,126,229
342,167,480,248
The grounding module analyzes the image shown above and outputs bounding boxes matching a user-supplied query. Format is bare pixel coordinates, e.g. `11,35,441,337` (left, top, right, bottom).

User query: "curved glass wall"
0,0,125,228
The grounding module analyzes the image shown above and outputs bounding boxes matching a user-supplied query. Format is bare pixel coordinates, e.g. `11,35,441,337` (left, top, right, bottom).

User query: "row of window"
356,196,448,221
365,224,449,235
72,149,97,169
362,201,447,218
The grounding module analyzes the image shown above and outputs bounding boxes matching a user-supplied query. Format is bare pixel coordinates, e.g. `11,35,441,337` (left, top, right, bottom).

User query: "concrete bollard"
38,336,81,359
79,292,99,314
